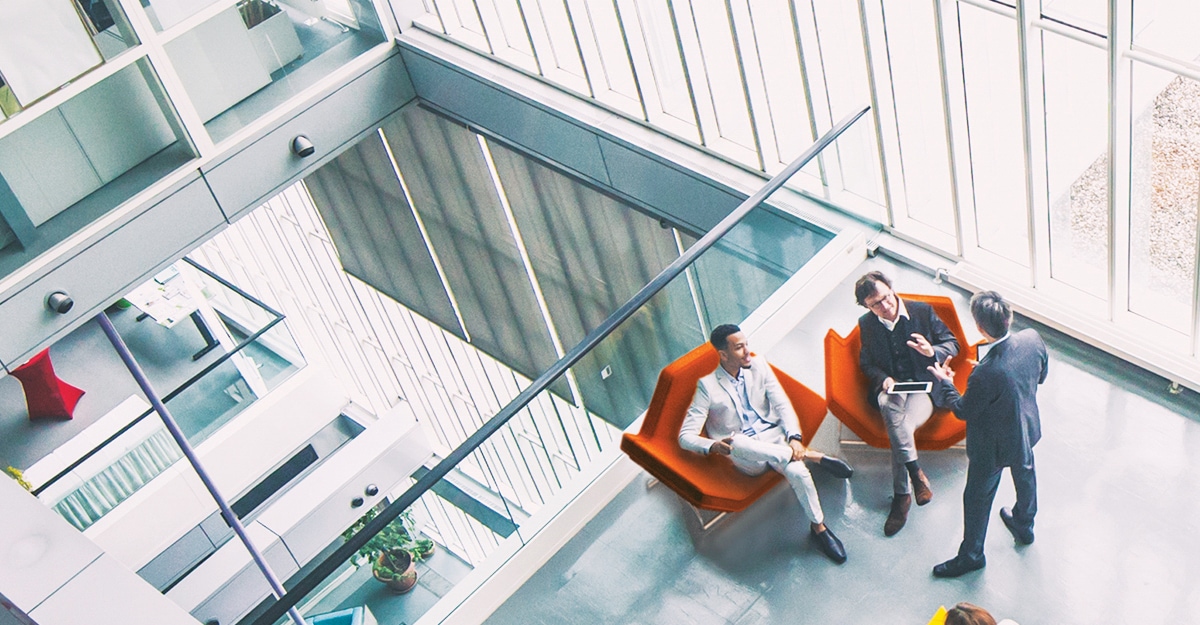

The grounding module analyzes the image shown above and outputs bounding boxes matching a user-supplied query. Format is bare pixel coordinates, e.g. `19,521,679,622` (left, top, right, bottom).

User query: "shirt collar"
876,298,910,332
978,332,1011,360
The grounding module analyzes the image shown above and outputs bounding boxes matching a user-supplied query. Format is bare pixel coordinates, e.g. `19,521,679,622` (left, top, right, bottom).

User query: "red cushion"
10,349,85,420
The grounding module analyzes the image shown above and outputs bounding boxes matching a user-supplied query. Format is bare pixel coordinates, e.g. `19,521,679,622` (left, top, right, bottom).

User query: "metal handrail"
251,104,871,625
31,260,287,497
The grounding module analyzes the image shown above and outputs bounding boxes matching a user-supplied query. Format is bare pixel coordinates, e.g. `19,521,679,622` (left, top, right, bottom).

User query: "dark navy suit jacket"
934,328,1049,469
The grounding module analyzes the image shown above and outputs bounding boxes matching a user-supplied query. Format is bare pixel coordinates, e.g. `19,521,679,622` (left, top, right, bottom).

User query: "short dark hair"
710,324,742,351
854,271,893,307
970,291,1012,338
945,602,997,625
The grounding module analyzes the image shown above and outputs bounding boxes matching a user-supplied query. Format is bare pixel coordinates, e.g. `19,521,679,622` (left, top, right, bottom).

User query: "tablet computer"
888,381,932,394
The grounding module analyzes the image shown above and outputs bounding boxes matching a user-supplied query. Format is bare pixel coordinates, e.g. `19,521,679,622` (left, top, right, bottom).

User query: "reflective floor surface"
486,259,1200,624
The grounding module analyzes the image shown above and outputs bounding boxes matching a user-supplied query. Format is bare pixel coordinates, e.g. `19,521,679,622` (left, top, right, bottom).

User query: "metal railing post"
95,311,308,625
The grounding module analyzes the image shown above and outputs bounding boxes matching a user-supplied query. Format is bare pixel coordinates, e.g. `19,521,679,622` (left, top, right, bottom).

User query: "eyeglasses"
865,291,894,310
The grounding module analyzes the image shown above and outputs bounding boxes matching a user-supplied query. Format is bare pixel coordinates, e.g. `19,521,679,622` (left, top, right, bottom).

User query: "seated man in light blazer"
679,324,853,564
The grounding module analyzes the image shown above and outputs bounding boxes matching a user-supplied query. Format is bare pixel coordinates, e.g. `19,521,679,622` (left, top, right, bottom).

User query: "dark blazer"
858,299,959,408
934,328,1049,469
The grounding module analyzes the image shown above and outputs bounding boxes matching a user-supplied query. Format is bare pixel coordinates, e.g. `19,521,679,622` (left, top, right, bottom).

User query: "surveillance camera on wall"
46,291,74,314
291,135,316,158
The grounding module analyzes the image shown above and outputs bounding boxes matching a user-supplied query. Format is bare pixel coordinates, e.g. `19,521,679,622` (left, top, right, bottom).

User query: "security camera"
291,135,316,158
46,291,74,314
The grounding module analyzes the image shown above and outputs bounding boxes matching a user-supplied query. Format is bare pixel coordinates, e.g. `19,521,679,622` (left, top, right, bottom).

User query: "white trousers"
728,432,824,525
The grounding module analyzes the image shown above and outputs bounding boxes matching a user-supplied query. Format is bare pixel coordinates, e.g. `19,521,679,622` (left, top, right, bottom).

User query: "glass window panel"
304,131,463,338
881,0,955,233
1129,62,1199,332
1042,29,1109,297
1041,0,1107,35
489,0,536,58
810,0,885,206
163,0,387,144
487,139,701,425
748,0,815,172
0,0,103,104
1132,0,1200,64
530,0,587,80
0,58,195,280
567,0,641,105
684,204,834,327
381,106,562,389
143,0,223,31
627,0,696,127
959,3,1029,264
681,0,755,151
75,0,139,60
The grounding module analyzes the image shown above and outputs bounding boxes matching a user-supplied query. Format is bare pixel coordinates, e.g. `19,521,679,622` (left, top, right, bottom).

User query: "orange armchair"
824,294,974,450
620,343,827,513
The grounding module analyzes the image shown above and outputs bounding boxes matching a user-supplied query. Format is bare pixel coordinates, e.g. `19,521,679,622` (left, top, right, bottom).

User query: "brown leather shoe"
884,494,911,536
912,469,933,506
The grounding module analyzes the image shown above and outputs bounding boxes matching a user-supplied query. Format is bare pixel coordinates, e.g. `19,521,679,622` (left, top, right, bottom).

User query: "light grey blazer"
678,355,802,455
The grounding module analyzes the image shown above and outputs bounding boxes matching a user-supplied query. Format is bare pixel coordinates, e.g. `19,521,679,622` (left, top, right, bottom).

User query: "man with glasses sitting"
680,324,854,564
855,271,959,536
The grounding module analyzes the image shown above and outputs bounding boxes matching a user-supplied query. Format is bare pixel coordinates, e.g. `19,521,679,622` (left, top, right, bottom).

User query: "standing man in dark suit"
855,271,959,536
928,291,1048,578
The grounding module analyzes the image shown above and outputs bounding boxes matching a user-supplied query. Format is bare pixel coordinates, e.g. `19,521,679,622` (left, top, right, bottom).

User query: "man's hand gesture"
928,360,954,382
907,333,935,358
711,438,734,455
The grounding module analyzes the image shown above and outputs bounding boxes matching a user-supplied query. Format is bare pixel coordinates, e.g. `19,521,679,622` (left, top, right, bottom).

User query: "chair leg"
837,421,871,448
690,505,729,532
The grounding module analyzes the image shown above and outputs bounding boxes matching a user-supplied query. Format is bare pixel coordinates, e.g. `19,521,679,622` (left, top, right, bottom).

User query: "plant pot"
372,548,417,594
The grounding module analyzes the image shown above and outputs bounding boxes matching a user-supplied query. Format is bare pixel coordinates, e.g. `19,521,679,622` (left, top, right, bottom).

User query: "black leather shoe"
818,455,854,479
811,526,847,564
1000,507,1034,545
932,555,985,578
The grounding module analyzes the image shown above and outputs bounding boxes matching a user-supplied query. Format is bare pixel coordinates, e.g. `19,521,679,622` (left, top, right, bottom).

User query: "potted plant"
343,508,436,593
372,547,417,593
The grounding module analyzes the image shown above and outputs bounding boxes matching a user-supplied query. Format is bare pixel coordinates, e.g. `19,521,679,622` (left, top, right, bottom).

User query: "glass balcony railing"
242,106,870,625
26,257,303,531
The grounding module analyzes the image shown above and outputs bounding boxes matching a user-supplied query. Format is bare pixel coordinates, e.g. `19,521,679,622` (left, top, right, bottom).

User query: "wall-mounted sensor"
291,135,316,157
46,291,74,314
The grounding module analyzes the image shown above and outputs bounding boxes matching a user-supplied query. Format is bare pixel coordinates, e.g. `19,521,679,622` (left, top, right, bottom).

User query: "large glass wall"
409,0,1200,381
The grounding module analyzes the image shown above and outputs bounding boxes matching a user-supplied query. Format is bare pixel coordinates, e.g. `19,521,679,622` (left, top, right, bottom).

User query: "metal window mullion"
725,0,768,171
789,0,828,188
943,0,980,260
1019,0,1050,287
933,0,965,257
857,0,900,228
665,0,709,146
1108,0,1131,322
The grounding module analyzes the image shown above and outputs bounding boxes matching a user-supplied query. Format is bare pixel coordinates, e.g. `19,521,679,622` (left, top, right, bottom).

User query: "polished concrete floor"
487,259,1200,625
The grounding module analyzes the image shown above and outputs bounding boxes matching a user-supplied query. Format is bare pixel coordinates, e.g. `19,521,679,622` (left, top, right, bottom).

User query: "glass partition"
22,258,301,531
0,57,196,280
242,106,863,625
158,0,388,143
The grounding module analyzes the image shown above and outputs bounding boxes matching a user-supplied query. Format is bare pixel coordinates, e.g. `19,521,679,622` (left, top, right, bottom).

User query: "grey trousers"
876,390,934,495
